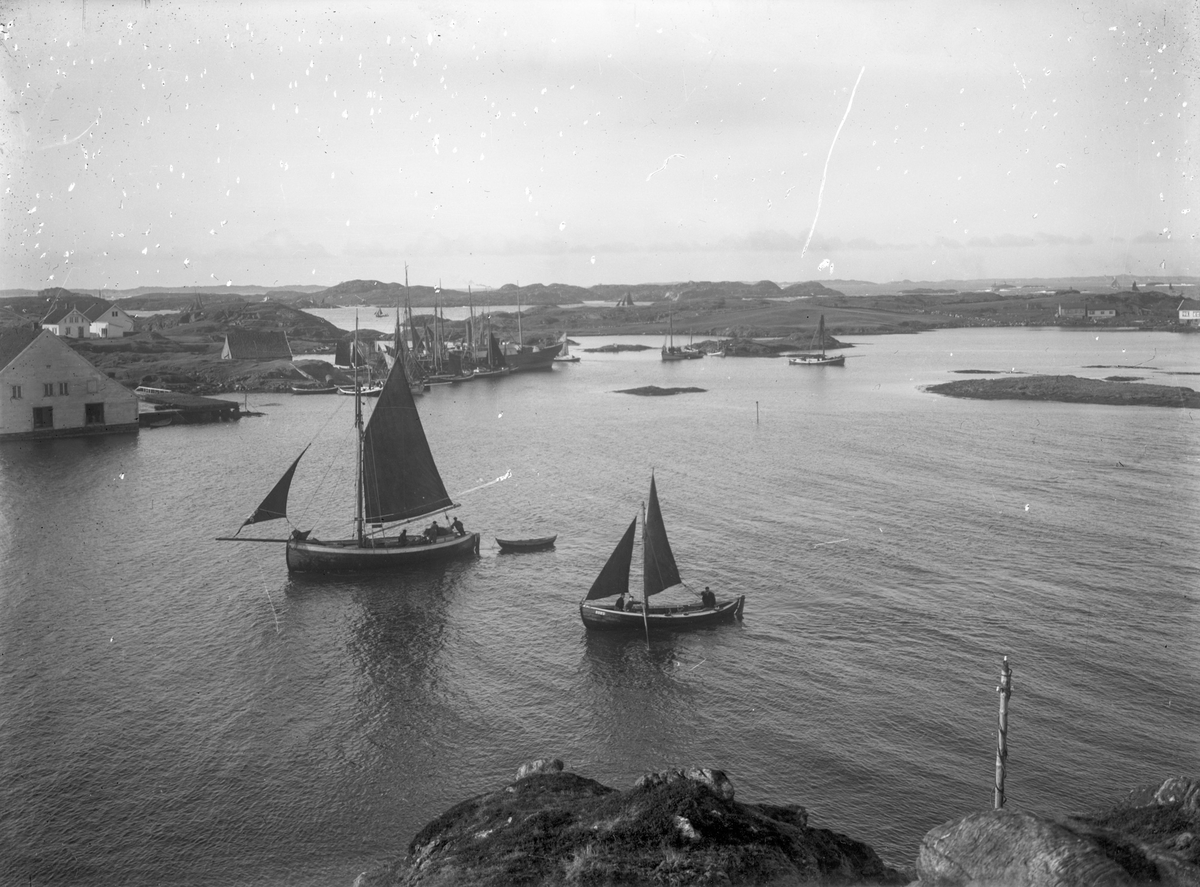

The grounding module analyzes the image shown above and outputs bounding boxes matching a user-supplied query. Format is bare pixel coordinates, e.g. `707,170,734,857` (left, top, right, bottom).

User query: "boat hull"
496,535,557,552
661,347,704,361
291,386,337,395
788,354,845,366
579,595,744,631
286,532,480,573
504,344,562,372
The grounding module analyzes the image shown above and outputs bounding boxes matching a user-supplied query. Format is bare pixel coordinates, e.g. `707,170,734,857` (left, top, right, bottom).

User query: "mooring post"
995,655,1013,809
756,401,760,425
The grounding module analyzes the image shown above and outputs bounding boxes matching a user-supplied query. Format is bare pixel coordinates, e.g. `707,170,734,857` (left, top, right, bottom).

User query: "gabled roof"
41,296,115,325
81,301,122,322
0,328,42,371
1178,299,1200,311
224,329,292,359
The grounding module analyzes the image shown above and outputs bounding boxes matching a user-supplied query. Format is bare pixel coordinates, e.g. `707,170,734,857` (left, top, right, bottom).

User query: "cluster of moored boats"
230,312,846,633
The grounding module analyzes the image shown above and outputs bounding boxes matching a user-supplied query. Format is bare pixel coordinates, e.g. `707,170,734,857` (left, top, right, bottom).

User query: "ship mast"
354,313,365,545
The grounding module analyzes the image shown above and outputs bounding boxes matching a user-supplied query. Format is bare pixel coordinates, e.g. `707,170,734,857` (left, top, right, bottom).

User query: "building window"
32,407,53,429
44,383,54,397
10,385,20,399
85,403,105,425
59,382,69,396
112,310,118,317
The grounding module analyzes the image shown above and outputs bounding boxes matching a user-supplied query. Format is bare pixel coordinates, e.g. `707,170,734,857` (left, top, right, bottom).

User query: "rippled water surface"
2,328,1197,885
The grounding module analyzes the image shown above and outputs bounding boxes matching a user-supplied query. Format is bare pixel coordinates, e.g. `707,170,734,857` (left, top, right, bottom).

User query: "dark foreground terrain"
358,762,1199,887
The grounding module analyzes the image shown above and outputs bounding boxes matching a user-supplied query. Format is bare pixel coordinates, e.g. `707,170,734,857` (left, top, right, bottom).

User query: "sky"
0,0,1196,292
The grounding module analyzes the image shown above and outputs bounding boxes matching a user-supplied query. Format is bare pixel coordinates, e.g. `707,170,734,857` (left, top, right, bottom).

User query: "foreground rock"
917,776,1200,886
927,374,1200,408
359,759,907,886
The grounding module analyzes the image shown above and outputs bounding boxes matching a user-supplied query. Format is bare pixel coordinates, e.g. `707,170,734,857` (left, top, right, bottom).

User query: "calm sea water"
1,327,1197,885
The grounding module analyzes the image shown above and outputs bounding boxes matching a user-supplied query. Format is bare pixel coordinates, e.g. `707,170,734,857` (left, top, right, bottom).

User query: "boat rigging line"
455,468,512,497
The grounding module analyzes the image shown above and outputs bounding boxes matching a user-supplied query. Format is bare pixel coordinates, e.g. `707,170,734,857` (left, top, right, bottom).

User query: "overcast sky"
1,0,1194,291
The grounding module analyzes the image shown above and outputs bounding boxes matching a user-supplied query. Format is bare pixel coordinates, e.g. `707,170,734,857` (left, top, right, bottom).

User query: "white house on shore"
1,328,139,441
41,298,136,339
1179,299,1200,326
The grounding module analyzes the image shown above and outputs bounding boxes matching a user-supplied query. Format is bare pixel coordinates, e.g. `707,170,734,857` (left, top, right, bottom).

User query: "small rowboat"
496,535,557,553
291,385,337,395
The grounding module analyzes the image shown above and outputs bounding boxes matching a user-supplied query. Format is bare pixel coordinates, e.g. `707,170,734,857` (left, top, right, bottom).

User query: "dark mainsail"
240,446,308,529
361,355,454,523
584,517,637,601
488,333,506,368
643,475,682,597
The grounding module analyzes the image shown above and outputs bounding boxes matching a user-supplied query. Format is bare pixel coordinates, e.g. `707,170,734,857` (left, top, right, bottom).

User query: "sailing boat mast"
354,314,365,545
640,498,650,640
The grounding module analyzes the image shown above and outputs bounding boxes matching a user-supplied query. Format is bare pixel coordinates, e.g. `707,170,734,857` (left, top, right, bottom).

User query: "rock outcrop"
359,760,907,886
917,777,1200,886
927,374,1200,408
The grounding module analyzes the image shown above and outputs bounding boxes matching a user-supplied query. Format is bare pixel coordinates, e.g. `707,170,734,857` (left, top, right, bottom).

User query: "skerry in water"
579,476,744,631
221,354,479,573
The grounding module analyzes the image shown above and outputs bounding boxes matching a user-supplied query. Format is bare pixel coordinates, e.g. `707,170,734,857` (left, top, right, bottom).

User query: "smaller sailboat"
788,315,845,366
553,332,580,363
579,476,744,631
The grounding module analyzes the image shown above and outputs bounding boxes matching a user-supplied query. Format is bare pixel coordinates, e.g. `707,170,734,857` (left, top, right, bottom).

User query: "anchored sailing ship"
223,339,480,573
579,476,744,631
661,307,704,361
788,315,845,366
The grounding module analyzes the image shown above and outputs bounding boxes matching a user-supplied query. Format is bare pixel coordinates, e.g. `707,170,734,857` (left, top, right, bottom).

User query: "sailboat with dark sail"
579,476,744,630
788,314,845,366
223,339,480,573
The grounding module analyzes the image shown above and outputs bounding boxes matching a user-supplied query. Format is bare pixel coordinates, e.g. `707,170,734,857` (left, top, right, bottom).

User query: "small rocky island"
616,386,707,396
357,762,1200,886
928,374,1200,408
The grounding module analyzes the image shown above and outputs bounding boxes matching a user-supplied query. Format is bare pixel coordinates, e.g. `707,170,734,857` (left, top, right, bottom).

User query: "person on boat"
426,521,440,543
450,516,465,537
615,593,626,611
701,587,716,608
397,529,408,547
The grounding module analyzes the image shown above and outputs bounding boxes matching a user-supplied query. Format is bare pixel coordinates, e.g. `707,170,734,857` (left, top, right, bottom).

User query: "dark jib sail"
240,445,308,530
584,518,637,601
643,475,681,597
361,355,454,523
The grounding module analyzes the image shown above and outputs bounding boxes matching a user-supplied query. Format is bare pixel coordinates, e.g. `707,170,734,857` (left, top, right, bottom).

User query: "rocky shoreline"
927,374,1200,408
356,761,1199,887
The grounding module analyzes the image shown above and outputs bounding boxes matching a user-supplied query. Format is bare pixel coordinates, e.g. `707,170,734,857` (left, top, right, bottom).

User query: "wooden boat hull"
579,595,744,631
788,354,845,366
286,532,480,573
505,343,562,372
496,535,557,552
291,386,337,395
338,385,385,396
661,347,704,362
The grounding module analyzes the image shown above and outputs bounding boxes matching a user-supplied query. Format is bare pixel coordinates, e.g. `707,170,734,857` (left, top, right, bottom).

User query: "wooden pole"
994,656,1013,809
756,401,759,424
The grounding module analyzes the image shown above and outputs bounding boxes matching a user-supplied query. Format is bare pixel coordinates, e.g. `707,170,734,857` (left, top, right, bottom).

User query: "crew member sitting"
615,593,626,611
397,529,408,547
